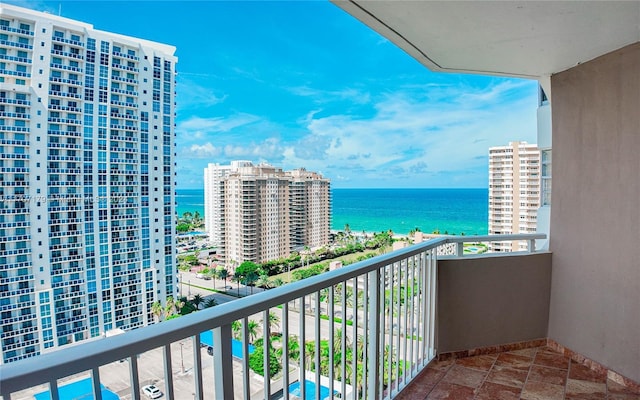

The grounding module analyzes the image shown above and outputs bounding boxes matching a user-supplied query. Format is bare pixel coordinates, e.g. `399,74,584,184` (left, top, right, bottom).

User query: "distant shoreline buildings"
204,161,331,267
488,141,541,251
0,4,177,363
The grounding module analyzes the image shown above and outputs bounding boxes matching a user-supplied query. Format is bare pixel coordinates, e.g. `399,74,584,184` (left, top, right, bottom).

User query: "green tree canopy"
249,345,281,377
176,223,190,233
235,261,260,281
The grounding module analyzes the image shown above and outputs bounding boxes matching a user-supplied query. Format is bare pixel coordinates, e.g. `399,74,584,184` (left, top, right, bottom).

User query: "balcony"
0,234,564,399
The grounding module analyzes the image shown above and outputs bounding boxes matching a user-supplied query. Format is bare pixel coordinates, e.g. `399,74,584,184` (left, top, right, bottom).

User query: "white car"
142,384,162,399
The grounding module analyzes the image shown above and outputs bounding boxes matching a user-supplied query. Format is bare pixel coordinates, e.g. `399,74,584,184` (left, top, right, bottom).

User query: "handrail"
444,233,546,243
0,233,545,397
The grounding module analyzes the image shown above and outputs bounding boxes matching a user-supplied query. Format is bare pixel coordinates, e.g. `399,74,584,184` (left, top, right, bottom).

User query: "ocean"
176,188,488,236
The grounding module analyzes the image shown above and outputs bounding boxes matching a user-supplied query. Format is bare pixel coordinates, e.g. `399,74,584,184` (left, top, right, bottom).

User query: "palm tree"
151,300,163,322
165,296,176,318
203,298,217,308
191,294,204,310
217,268,229,288
192,211,203,228
246,320,261,343
256,274,271,289
265,311,280,332
175,297,186,314
231,320,242,340
287,335,300,361
303,245,311,268
245,271,258,294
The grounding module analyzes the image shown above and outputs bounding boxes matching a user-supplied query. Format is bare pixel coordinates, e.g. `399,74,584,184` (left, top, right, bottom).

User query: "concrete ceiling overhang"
333,0,640,83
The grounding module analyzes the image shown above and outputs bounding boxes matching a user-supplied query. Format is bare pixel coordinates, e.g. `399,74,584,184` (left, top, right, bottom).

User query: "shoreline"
176,187,489,236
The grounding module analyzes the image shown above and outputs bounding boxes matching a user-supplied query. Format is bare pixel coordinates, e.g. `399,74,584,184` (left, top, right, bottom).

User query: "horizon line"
175,187,489,190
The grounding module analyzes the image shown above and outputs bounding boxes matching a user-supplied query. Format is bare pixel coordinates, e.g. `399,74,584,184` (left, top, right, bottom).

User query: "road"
178,270,266,301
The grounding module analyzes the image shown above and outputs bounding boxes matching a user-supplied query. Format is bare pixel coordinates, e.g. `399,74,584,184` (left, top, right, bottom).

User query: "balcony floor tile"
455,355,497,372
442,365,487,388
486,365,529,388
398,347,640,400
568,361,607,383
476,381,522,400
427,382,476,400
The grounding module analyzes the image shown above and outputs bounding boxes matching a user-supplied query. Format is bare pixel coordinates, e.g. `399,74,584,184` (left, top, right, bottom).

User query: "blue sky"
11,0,538,189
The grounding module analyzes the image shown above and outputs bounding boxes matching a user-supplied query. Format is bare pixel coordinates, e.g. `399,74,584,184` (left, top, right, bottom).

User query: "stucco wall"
437,253,551,353
549,42,640,382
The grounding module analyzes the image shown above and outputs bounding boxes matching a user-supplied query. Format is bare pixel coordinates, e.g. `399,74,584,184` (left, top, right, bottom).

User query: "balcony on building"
2,1,640,400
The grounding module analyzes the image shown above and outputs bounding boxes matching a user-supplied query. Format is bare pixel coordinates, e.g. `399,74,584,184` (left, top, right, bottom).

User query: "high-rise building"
204,161,250,248
204,161,331,266
0,4,177,363
488,141,540,252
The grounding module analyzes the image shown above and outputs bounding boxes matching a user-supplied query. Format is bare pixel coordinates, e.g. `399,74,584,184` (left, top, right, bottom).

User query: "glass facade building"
0,4,177,363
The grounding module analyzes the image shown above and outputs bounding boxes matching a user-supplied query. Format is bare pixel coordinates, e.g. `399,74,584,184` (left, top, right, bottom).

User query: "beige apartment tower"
488,142,541,251
204,162,330,267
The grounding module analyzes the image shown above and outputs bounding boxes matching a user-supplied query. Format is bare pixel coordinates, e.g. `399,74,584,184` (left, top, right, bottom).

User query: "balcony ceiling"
333,1,640,80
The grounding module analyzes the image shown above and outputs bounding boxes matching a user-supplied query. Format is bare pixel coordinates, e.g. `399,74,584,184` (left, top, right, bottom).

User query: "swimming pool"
199,331,255,359
177,231,208,237
289,380,338,400
34,377,119,400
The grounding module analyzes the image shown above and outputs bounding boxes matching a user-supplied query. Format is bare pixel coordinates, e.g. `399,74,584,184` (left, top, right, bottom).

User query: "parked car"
142,384,162,399
196,273,204,279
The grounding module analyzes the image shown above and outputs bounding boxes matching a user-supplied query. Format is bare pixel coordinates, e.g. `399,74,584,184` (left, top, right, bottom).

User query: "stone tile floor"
396,347,640,400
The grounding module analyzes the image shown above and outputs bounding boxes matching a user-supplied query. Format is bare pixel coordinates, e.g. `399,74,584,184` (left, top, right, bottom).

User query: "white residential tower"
0,4,177,363
488,141,541,252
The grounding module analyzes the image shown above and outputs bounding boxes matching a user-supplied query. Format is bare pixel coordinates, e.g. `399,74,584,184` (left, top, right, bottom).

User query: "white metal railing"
439,233,545,257
0,234,545,400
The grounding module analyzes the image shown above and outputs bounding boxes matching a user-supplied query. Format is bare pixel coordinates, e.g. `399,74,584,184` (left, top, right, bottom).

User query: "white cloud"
176,78,227,110
179,114,259,131
184,138,285,161
224,138,284,159
287,86,371,105
177,78,538,188
188,143,221,158
279,79,538,187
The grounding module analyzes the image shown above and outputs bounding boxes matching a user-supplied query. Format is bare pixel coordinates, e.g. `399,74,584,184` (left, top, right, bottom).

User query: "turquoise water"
289,380,337,400
199,331,255,358
176,189,206,217
177,188,488,236
35,377,119,400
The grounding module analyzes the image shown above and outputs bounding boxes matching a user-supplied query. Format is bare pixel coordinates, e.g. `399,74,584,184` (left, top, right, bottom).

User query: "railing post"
91,367,103,400
456,242,464,257
129,354,140,400
162,344,174,399
367,269,380,400
263,310,271,400
193,334,203,400
528,239,536,253
429,251,438,360
213,325,234,400
50,379,60,400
